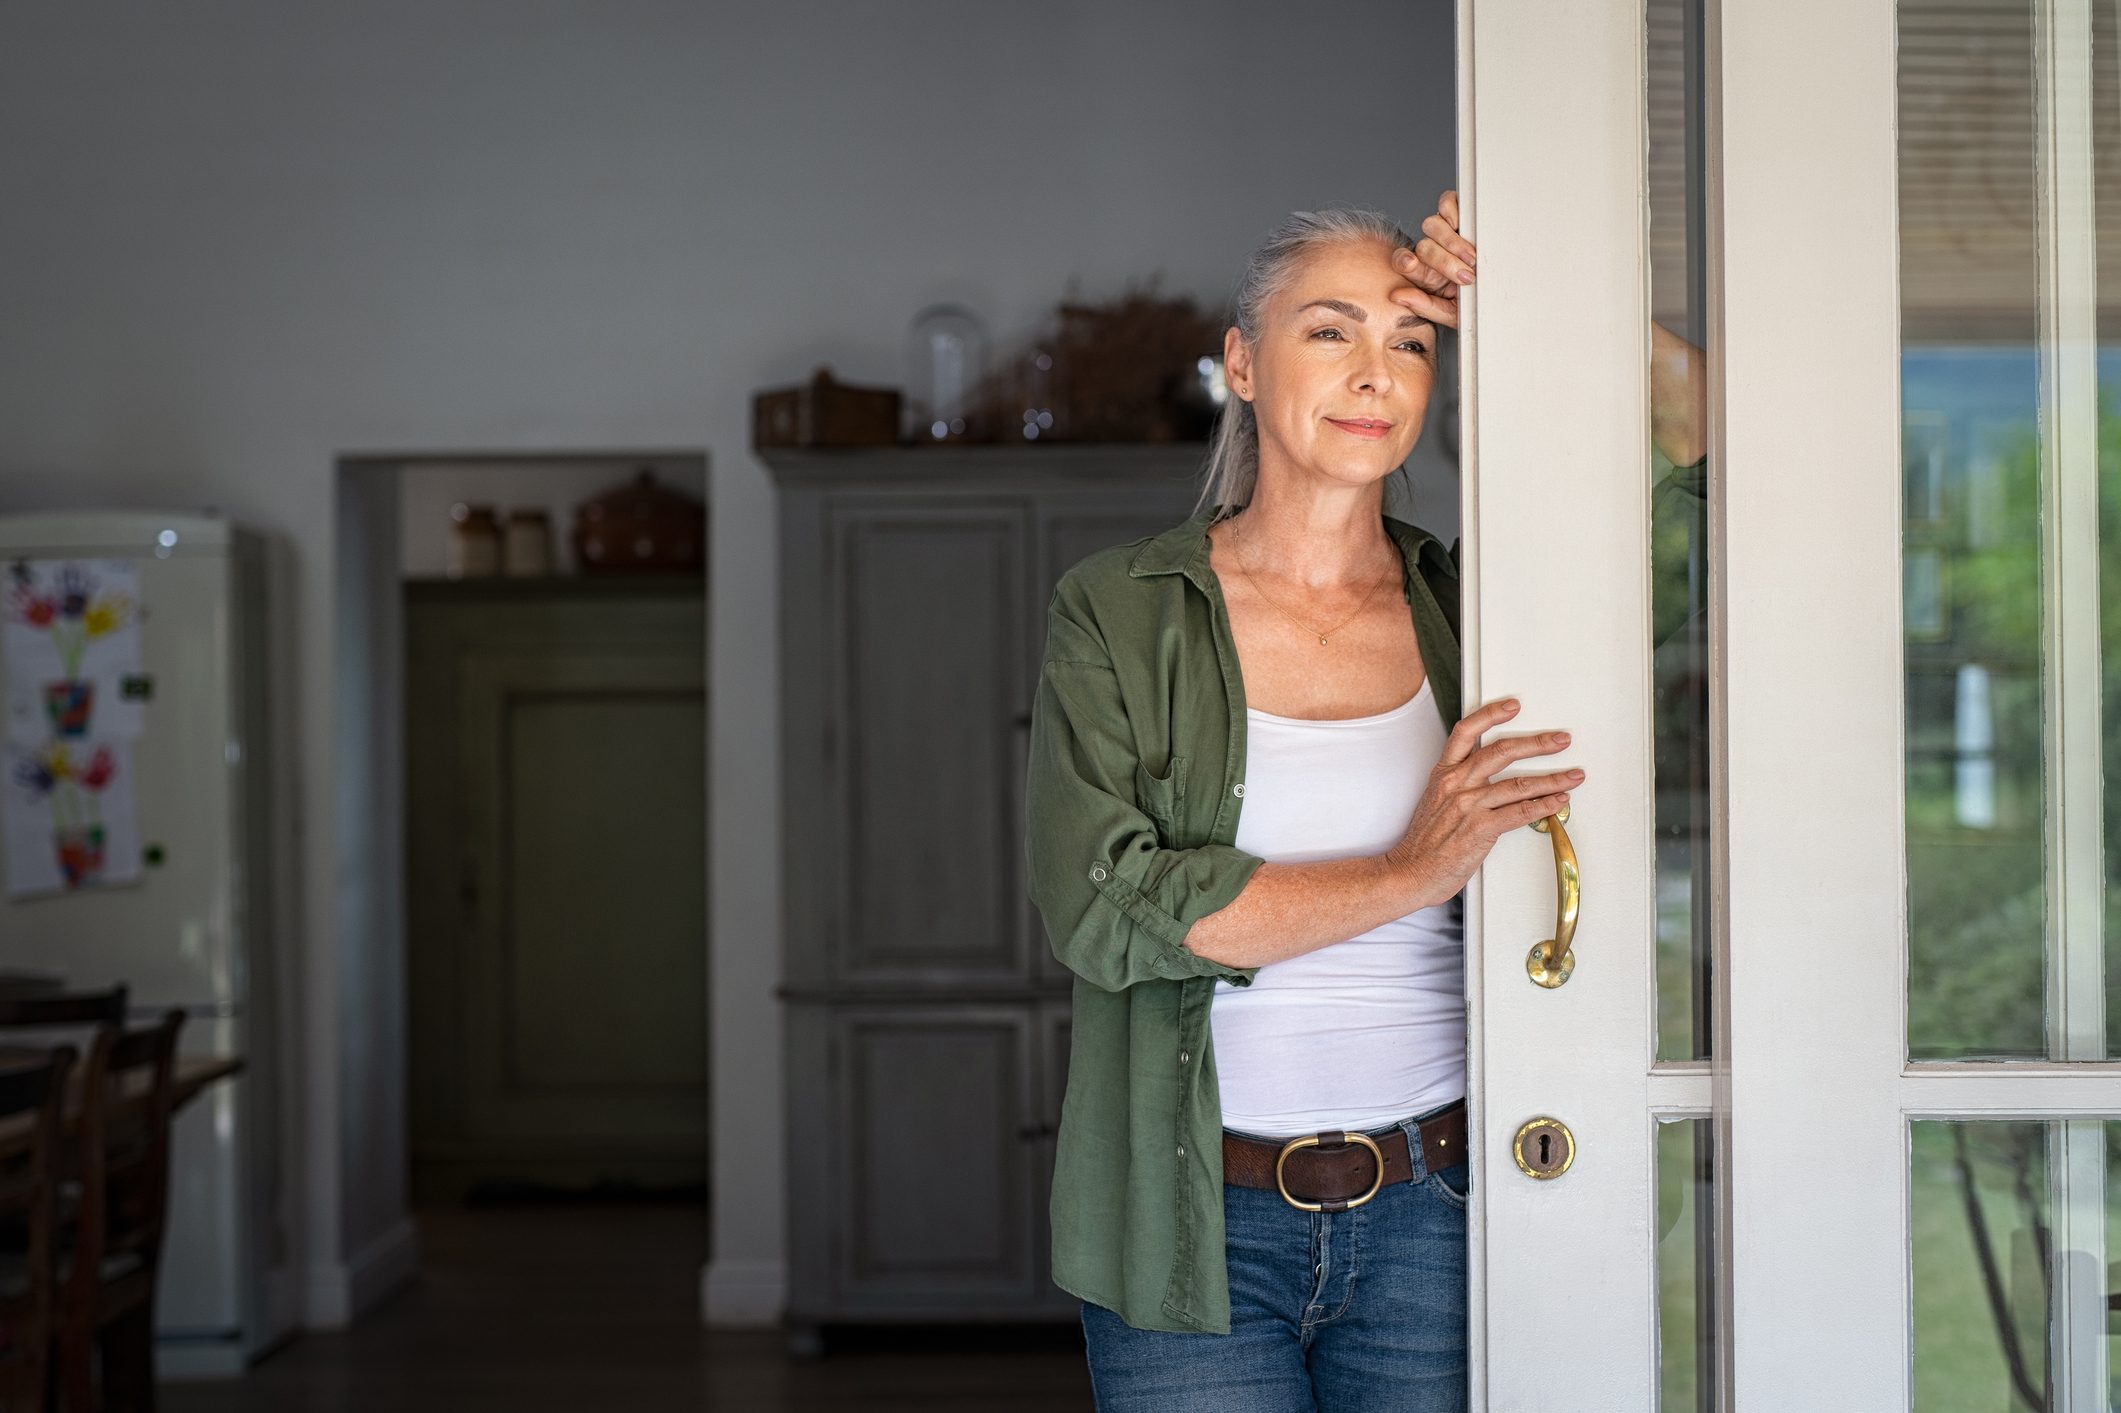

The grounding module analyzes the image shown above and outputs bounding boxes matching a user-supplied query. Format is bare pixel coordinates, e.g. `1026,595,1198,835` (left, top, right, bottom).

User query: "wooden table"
0,1050,244,1153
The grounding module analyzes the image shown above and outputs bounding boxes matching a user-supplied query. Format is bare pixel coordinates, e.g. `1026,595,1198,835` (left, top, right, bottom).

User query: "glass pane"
1648,0,1713,1063
1911,1120,2121,1409
1911,1121,2050,1409
1657,1117,1715,1410
1901,0,2121,1061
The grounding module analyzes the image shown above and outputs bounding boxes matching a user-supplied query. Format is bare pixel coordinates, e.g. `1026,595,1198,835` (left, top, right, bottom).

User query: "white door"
1460,0,2121,1407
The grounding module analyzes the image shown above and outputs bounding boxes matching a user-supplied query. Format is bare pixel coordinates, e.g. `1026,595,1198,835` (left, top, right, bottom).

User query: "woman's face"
1225,235,1436,492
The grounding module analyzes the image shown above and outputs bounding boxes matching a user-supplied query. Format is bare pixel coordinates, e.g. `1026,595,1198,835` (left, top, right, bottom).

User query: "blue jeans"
1079,1105,1469,1413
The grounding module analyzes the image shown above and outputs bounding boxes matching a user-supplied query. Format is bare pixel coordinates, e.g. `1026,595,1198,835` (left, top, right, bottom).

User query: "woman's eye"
1310,327,1426,354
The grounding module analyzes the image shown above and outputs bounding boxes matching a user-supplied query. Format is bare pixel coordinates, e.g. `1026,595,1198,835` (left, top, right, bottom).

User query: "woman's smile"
1326,417,1393,439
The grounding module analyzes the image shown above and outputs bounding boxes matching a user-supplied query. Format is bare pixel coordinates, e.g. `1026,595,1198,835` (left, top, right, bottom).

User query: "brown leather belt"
1222,1101,1467,1213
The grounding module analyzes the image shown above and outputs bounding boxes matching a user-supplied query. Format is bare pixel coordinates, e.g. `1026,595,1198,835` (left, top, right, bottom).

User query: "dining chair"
0,988,134,1272
52,1012,182,1413
0,984,137,1263
0,1047,75,1413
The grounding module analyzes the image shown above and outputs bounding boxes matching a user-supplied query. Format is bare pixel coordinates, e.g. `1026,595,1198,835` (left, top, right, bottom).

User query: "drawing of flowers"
76,747,114,791
4,568,55,628
5,561,135,738
10,741,118,887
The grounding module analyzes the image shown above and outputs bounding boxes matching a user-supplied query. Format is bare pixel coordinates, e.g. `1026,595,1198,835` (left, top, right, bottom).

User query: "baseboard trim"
304,1217,422,1329
700,1257,785,1327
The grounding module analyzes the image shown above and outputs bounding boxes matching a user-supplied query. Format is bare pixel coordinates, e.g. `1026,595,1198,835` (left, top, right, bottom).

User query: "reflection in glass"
1901,349,2044,1059
1910,1120,2121,1409
1911,1121,2050,1410
1647,0,1713,1064
1901,11,2120,1400
1900,0,2121,1062
1656,1117,1714,1411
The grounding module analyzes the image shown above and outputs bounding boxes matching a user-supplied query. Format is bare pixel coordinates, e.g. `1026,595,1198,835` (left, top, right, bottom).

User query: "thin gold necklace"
1223,513,1393,646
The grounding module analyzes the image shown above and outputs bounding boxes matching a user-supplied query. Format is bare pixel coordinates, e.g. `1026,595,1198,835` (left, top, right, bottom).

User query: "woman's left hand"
1391,188,1478,328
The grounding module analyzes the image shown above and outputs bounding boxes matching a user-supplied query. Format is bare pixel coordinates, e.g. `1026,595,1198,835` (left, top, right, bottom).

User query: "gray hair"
1193,205,1423,523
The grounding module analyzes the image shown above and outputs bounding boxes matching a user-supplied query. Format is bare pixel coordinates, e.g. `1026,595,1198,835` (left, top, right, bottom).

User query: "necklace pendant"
1318,634,1329,646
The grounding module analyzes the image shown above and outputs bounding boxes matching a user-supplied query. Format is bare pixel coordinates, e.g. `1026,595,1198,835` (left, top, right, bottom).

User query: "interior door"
1464,0,2121,1408
405,587,708,1200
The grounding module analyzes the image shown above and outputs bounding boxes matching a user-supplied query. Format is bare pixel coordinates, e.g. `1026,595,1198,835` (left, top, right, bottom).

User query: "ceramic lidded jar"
572,471,705,574
503,508,554,577
447,503,502,578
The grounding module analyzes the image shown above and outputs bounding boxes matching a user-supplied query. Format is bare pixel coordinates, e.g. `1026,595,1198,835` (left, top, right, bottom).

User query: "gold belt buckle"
1274,1131,1386,1212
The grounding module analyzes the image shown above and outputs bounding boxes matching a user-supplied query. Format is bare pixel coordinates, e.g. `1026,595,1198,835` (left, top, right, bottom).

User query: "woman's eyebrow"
1293,297,1432,329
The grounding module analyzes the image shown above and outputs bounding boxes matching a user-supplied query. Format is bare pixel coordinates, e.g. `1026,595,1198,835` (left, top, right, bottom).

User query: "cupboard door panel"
832,1008,1039,1308
829,502,1027,982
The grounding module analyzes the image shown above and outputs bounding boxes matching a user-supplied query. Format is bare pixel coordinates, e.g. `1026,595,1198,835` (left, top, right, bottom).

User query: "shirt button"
1233,782,1245,798
1178,1050,1190,1064
1176,1144,1186,1157
1089,864,1108,882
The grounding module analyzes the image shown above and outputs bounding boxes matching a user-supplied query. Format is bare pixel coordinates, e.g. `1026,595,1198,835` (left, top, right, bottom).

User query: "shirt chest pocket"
1132,754,1190,842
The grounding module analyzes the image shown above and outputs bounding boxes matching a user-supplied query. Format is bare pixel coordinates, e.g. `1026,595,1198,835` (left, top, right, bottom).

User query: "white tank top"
1209,676,1467,1137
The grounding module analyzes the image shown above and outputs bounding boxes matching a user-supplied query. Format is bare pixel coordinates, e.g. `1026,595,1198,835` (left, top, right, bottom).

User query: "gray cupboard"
767,446,1204,1346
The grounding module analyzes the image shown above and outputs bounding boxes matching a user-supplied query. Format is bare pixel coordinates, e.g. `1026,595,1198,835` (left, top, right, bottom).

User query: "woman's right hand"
1386,696,1583,911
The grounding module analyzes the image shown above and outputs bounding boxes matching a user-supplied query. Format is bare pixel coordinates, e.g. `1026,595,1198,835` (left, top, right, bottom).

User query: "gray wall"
0,0,1457,1327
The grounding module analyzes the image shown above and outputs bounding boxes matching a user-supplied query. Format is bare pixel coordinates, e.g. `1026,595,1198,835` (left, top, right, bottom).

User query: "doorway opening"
333,450,711,1313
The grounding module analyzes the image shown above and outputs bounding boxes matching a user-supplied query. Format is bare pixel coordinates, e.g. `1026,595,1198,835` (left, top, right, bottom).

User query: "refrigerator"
0,511,294,1377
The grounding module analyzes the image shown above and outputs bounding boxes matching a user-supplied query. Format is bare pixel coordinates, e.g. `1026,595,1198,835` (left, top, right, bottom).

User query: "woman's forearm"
1178,852,1435,971
1650,321,1708,467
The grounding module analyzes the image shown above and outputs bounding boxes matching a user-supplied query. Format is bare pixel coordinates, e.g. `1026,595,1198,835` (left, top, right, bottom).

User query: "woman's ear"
1223,326,1252,402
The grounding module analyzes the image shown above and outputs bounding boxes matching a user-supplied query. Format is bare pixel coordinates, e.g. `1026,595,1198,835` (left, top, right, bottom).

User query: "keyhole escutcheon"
1512,1116,1576,1181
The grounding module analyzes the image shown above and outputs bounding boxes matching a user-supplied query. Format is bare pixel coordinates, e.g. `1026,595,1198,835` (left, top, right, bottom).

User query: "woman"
1022,200,1580,1412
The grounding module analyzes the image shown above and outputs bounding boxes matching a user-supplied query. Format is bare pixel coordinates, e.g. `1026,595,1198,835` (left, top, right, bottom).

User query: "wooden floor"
160,1204,1094,1411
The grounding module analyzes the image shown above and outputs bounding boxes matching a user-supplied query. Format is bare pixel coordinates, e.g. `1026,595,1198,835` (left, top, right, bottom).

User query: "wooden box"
752,366,902,448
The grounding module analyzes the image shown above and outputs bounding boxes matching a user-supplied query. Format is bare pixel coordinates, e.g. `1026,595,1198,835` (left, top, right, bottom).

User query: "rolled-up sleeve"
1023,584,1264,993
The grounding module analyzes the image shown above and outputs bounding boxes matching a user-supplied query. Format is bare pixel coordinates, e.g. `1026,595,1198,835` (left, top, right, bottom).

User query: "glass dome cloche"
905,303,989,443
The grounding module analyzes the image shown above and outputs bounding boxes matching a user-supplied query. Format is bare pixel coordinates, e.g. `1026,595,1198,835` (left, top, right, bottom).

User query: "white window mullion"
2050,1120,2108,1413
1719,0,1908,1404
1645,1067,1715,1116
2034,0,2105,1405
2035,0,2103,1078
1901,1066,2121,1115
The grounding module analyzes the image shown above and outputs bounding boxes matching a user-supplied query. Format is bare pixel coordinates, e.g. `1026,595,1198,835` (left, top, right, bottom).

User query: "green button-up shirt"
1022,501,1463,1335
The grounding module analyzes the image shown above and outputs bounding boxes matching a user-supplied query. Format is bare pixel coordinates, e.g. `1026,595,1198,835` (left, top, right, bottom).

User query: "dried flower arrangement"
967,275,1228,443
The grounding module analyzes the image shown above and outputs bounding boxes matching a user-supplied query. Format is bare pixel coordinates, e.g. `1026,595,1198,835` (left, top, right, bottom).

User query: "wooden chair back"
46,1012,183,1412
0,1047,76,1413
67,1012,183,1304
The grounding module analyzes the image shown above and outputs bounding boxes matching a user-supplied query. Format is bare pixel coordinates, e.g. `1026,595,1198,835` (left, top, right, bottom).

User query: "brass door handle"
1525,805,1580,988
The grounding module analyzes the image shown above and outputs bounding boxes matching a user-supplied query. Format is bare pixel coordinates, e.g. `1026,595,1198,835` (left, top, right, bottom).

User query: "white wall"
0,0,1457,1328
